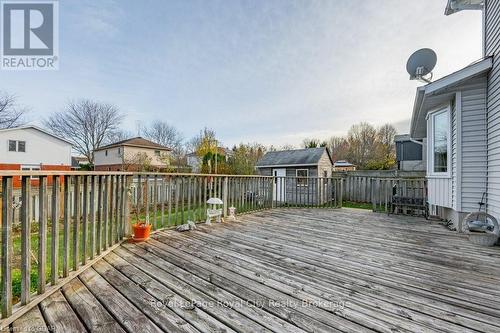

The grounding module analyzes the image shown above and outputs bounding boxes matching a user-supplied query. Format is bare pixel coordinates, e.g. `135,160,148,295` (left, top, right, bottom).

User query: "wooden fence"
0,171,342,327
370,177,427,213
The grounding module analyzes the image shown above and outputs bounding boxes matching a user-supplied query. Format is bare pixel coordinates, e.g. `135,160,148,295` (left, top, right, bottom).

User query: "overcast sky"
3,0,483,147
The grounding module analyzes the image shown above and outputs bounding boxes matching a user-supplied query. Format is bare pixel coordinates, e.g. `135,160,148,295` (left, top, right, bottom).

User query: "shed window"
296,169,308,186
429,107,450,175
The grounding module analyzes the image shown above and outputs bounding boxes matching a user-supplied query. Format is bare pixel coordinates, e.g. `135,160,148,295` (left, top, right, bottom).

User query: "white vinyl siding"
485,0,500,217
428,178,453,208
460,78,488,212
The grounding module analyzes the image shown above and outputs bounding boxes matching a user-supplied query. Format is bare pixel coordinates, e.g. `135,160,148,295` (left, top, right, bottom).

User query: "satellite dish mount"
406,48,437,83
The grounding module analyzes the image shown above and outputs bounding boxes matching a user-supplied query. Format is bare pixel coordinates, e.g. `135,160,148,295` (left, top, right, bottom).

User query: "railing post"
223,176,228,217
124,175,133,237
339,178,343,208
1,176,13,317
63,175,70,277
371,178,376,212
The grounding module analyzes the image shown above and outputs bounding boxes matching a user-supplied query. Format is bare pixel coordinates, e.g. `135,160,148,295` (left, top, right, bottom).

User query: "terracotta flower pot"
132,223,151,242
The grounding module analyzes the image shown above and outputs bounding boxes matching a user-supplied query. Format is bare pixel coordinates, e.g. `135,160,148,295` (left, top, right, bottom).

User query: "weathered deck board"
10,208,500,333
61,278,125,333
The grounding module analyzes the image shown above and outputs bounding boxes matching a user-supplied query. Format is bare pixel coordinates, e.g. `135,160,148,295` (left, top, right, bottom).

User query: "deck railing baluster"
152,175,157,230
20,176,30,305
73,176,80,272
38,176,48,294
82,176,88,266
89,176,96,259
51,176,60,285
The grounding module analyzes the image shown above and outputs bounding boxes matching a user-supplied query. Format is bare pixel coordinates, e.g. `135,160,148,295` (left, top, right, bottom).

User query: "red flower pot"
132,223,151,242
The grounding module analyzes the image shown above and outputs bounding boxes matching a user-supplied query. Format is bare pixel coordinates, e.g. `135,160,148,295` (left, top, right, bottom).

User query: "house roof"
95,137,171,152
410,57,492,139
333,160,355,167
0,125,73,145
445,0,483,15
395,134,412,142
256,147,332,168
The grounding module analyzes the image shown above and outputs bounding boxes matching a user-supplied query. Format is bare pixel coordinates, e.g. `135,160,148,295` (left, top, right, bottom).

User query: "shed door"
273,169,286,202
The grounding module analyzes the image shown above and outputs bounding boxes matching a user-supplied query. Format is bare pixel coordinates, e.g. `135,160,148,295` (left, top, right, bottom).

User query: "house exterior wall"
425,77,488,221
485,0,500,218
123,146,169,167
94,147,122,166
460,77,488,212
317,151,333,178
0,164,71,187
0,127,72,166
94,145,170,170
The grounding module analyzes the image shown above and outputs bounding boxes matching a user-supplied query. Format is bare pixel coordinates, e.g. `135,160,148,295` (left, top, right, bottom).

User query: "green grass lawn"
341,201,373,210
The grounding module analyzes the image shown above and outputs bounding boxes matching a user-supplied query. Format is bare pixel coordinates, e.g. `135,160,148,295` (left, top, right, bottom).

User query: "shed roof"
256,147,332,168
95,137,171,152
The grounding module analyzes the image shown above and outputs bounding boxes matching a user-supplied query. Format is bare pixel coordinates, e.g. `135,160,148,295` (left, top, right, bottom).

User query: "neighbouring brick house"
93,137,171,171
0,126,73,187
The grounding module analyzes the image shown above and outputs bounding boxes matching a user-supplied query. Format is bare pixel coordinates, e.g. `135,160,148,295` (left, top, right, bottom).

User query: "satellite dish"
406,48,437,83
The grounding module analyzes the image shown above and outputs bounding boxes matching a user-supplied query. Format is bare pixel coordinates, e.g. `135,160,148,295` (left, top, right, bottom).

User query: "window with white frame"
429,107,450,175
296,169,308,186
8,140,26,152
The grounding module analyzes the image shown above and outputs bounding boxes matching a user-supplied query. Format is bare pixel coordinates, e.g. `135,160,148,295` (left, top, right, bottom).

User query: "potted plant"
132,210,151,242
132,180,151,242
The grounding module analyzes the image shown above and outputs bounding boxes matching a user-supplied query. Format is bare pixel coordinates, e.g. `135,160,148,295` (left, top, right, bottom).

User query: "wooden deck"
9,208,500,333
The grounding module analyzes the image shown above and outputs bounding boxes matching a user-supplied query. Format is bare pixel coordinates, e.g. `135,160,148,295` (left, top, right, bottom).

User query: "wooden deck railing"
370,177,427,213
0,171,342,327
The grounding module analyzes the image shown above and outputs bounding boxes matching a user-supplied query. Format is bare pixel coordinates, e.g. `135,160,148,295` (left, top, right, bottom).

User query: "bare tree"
44,99,123,164
105,129,134,144
303,138,327,148
187,127,216,153
142,120,185,169
346,122,377,168
142,120,183,150
0,92,27,129
374,123,397,169
327,136,349,161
